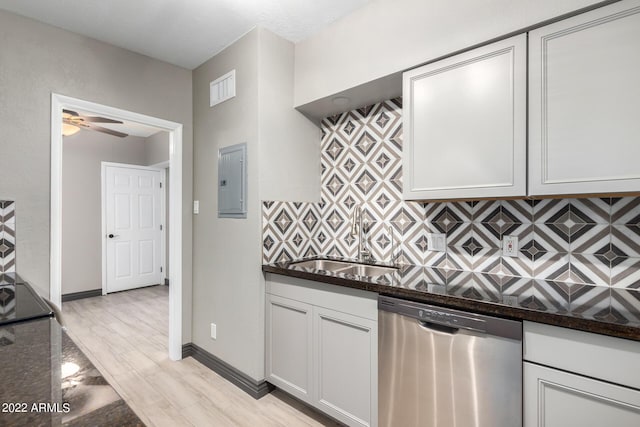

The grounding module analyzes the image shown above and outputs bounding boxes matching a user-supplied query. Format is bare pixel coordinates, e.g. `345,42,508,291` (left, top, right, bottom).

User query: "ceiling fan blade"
64,118,89,128
63,109,79,116
82,116,123,124
88,124,128,138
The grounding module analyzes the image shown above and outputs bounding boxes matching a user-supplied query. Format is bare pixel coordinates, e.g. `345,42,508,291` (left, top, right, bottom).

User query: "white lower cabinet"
523,321,640,427
265,274,378,427
314,307,377,427
524,362,640,427
265,294,313,403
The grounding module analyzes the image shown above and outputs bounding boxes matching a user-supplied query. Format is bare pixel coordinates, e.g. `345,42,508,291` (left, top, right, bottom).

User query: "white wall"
258,29,321,202
192,27,320,381
193,28,263,380
294,0,605,107
62,132,147,295
0,10,193,342
145,131,170,166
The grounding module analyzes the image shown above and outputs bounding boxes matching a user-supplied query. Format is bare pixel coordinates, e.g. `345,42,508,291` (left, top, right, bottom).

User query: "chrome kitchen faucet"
350,207,372,262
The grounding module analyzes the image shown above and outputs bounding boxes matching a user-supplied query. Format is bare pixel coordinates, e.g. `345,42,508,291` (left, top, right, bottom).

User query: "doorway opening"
50,93,183,360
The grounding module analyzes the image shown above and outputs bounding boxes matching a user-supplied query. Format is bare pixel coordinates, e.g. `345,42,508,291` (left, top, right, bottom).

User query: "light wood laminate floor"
63,286,340,427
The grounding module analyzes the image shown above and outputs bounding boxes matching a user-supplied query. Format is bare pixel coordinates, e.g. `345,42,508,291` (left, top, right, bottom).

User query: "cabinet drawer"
265,273,377,321
523,321,640,390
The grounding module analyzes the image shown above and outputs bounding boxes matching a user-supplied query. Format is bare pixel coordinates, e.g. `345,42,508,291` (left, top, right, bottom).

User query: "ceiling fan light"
62,123,80,136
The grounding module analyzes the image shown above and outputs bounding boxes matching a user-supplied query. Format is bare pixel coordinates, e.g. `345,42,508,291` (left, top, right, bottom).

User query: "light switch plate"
193,200,199,214
427,233,447,252
210,323,217,340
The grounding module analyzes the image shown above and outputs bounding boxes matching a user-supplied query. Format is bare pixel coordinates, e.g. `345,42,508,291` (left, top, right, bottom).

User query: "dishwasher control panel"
417,307,486,332
379,295,522,340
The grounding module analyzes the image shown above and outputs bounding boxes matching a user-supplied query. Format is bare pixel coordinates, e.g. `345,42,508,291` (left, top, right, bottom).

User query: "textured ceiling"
0,0,370,69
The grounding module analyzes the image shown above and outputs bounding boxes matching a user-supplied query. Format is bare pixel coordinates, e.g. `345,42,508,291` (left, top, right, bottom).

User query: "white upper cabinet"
529,0,640,196
403,34,527,200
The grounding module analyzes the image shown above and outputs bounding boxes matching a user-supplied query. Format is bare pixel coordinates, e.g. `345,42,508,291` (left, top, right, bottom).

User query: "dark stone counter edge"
262,265,640,342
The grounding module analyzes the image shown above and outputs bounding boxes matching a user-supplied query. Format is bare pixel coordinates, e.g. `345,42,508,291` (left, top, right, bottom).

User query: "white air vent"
210,70,236,107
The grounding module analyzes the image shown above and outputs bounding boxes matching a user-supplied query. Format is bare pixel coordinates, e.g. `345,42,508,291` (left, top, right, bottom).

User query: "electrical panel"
218,143,247,219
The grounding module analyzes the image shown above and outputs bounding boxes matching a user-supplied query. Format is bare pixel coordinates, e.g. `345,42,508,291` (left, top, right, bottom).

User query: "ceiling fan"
62,109,128,138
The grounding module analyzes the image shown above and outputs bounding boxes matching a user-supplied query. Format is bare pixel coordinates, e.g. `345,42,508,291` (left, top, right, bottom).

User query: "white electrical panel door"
403,34,527,200
218,143,247,218
529,0,640,196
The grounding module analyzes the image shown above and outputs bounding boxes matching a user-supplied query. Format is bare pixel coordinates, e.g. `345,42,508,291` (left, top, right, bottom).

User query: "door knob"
108,234,118,238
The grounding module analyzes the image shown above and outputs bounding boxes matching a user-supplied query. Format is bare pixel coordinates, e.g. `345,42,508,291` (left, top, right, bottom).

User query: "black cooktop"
0,274,53,326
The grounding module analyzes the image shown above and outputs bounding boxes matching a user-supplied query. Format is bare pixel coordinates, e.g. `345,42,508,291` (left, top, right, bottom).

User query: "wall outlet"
193,200,200,214
210,323,217,340
427,233,447,252
502,295,518,306
502,235,518,257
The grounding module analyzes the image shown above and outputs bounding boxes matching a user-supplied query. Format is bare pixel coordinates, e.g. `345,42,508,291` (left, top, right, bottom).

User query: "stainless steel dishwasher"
378,296,522,427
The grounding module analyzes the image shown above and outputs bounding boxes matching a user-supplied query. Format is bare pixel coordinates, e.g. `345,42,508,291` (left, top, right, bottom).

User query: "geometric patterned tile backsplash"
262,99,640,290
0,201,16,273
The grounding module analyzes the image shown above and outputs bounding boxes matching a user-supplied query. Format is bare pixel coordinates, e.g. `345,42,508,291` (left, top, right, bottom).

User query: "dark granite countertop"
0,311,143,426
263,257,640,342
0,274,53,326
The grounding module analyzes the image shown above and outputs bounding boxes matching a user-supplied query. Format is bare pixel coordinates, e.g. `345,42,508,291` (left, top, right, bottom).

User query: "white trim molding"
51,93,184,361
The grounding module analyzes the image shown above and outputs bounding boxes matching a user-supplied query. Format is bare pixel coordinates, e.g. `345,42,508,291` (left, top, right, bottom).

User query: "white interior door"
104,164,163,293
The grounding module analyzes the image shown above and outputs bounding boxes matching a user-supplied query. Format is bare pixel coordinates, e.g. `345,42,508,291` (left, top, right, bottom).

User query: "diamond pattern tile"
569,198,610,224
611,225,640,258
261,99,640,294
502,252,533,278
461,236,482,256
0,201,15,224
532,280,571,312
611,289,640,322
570,224,610,254
431,206,463,234
325,137,345,161
501,200,533,224
610,257,640,289
448,273,501,302
570,286,610,318
446,202,473,223
472,249,501,274
533,223,570,252
611,197,640,224
569,253,610,286
0,201,16,273
473,223,501,249
533,252,570,282
447,223,472,247
472,200,500,222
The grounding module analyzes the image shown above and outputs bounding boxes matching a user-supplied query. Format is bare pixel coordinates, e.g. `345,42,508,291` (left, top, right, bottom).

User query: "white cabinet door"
403,34,526,200
265,294,313,404
529,0,640,196
314,307,377,427
524,362,640,427
266,274,378,427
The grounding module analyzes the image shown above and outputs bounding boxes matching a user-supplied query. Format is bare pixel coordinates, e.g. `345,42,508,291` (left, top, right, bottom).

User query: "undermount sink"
289,259,397,277
341,264,397,277
290,259,354,272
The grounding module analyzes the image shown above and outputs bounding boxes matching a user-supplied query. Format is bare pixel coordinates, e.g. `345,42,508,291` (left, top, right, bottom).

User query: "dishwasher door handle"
418,319,459,335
